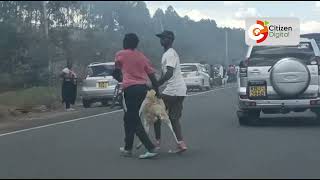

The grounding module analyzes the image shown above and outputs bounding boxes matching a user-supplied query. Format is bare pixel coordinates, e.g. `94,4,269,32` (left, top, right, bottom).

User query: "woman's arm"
112,60,122,82
112,68,123,82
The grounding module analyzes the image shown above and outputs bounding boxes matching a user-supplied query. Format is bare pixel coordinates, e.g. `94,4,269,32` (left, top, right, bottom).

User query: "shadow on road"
251,117,320,127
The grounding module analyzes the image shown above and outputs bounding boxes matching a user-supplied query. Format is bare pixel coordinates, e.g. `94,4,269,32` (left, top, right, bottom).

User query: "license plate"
97,82,108,88
249,86,266,97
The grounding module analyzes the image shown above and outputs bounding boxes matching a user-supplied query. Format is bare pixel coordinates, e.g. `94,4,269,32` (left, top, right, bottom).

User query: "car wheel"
101,100,109,106
200,86,206,91
210,82,214,88
237,110,260,126
200,79,206,91
206,79,211,90
83,99,91,108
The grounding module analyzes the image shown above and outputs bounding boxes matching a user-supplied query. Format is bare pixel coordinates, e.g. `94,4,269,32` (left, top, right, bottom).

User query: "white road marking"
0,85,237,137
187,86,236,97
0,110,123,137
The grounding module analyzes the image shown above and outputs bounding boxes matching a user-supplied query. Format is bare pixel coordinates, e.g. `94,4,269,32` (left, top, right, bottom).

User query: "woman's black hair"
123,33,139,50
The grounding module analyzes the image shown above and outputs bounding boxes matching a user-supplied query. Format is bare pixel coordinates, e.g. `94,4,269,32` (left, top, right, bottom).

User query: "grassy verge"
0,87,62,118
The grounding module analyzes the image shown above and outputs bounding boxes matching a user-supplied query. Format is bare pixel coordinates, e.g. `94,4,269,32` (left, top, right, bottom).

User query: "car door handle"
250,70,261,74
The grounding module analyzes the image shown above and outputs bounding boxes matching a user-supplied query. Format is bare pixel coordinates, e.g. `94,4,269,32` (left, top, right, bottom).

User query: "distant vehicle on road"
237,38,320,125
80,62,118,108
181,63,211,91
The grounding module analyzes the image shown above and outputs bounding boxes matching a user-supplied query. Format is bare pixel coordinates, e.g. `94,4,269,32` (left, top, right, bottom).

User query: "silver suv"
237,38,320,125
81,62,118,108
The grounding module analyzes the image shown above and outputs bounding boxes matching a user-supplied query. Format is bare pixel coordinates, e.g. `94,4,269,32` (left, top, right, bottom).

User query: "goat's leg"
164,119,179,144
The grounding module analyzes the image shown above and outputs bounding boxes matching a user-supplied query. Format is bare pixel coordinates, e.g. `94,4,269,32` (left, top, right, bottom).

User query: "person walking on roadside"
113,33,161,159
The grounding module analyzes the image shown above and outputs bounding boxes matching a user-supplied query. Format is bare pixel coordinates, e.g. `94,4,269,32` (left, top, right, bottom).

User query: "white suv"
237,38,320,125
80,62,118,108
181,63,211,91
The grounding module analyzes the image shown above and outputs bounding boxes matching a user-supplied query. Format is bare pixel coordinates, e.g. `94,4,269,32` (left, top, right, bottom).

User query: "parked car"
80,62,118,108
237,38,320,125
181,63,211,91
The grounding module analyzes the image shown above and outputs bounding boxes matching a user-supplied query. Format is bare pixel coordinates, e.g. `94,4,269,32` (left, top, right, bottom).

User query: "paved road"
1,85,320,178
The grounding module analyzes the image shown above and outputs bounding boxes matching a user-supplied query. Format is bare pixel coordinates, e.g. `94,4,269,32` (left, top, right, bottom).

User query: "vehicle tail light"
315,57,320,75
310,56,320,75
239,58,249,77
240,95,248,99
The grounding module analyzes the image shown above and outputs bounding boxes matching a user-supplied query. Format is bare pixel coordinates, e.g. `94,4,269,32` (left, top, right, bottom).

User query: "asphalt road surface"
1,84,320,178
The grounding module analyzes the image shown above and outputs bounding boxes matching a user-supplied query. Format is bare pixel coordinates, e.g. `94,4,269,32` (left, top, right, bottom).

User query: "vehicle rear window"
248,42,315,66
181,65,198,72
88,65,114,77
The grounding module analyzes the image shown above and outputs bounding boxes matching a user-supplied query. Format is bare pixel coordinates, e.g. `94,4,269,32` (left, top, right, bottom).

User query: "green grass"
0,86,61,110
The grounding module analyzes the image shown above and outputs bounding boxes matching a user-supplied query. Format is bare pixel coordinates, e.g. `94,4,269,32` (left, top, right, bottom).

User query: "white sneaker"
120,147,133,157
66,108,75,112
138,151,159,159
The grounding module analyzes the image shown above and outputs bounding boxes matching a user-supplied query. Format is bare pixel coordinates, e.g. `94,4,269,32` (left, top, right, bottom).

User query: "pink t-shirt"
115,49,155,90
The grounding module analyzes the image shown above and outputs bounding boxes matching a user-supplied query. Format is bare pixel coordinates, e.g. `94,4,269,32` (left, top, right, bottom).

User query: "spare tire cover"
270,57,310,98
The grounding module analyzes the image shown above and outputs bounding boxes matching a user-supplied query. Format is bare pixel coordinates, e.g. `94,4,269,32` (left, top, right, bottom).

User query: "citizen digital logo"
246,17,300,46
269,25,293,38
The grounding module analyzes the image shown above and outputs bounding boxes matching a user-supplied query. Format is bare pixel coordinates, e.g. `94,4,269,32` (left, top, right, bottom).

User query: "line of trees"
0,1,247,91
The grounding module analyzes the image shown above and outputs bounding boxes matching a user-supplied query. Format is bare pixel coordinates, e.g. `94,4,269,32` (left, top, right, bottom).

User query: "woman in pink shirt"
113,33,160,159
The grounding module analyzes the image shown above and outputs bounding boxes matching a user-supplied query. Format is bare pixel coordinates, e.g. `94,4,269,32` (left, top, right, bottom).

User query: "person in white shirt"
154,30,188,153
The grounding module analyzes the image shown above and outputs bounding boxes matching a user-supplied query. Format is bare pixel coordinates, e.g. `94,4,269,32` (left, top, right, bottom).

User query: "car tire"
206,86,211,91
101,100,109,106
237,110,260,126
210,82,214,88
83,99,91,108
206,79,211,90
200,79,206,91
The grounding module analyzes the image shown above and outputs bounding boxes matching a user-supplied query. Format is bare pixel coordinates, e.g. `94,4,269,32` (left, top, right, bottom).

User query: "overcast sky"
145,1,320,34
